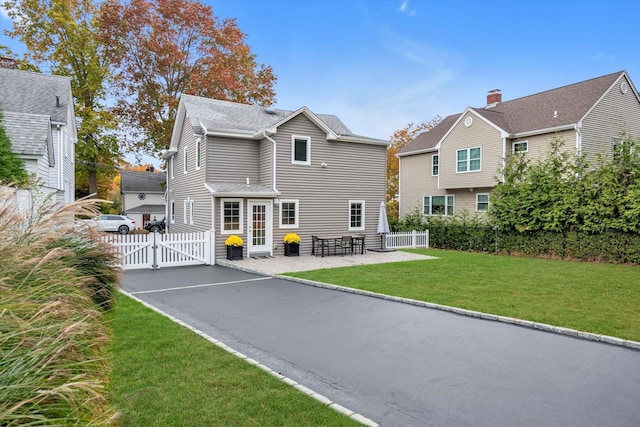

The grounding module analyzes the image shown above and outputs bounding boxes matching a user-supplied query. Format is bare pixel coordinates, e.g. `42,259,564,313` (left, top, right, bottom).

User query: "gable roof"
396,114,460,156
120,170,165,193
400,71,632,156
167,95,388,156
2,111,53,162
0,68,73,124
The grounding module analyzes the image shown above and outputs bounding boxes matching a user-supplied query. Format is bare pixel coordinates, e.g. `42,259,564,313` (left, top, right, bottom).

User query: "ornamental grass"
0,186,121,425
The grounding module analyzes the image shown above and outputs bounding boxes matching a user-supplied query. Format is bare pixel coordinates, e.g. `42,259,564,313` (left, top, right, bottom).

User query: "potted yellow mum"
225,235,244,260
283,233,301,257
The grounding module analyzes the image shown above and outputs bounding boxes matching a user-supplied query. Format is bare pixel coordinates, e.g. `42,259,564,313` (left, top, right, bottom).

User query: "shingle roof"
397,114,460,155
120,170,165,193
0,68,72,123
125,204,165,214
181,95,368,140
2,111,50,156
400,71,626,156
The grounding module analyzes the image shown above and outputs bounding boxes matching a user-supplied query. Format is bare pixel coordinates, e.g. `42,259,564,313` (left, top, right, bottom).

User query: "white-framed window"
348,200,365,231
423,195,454,216
221,198,243,234
196,138,202,170
432,154,439,176
183,199,187,224
456,147,481,173
476,193,489,212
279,199,299,228
170,156,174,179
170,200,175,223
291,135,311,165
613,137,634,160
183,146,188,174
513,141,529,154
189,199,194,225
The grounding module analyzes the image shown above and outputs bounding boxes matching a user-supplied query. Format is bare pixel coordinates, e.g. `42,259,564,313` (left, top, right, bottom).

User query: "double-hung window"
221,199,243,234
279,200,299,228
170,200,175,223
349,200,365,231
613,137,634,161
423,195,454,216
432,154,439,176
456,147,481,172
476,193,489,212
292,135,311,165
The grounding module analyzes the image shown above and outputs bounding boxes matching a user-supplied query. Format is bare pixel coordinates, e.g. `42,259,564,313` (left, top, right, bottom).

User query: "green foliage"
490,135,640,233
0,187,120,425
0,111,28,186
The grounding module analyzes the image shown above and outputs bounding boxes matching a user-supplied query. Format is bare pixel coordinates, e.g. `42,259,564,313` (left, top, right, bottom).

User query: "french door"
247,200,272,255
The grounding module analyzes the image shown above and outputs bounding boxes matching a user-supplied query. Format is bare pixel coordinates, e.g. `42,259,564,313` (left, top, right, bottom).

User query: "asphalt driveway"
122,265,640,427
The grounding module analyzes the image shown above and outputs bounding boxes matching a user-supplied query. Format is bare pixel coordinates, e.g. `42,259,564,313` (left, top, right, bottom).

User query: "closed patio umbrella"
377,201,390,249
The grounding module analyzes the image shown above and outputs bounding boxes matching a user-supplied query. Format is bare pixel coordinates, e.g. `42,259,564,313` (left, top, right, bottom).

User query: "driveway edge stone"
118,289,380,427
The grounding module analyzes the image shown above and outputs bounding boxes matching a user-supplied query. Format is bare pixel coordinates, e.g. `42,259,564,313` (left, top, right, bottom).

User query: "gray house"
120,169,166,229
164,95,389,258
0,67,76,203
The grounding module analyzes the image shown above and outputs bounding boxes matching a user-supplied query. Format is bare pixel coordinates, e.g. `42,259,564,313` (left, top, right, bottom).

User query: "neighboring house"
397,70,640,217
164,95,389,257
120,169,166,229
0,67,77,203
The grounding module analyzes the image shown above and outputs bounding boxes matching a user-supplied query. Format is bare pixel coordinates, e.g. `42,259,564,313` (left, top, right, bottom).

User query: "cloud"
399,1,417,17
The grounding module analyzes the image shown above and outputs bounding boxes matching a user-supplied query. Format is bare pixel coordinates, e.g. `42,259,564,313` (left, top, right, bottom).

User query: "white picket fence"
102,231,215,270
385,230,429,249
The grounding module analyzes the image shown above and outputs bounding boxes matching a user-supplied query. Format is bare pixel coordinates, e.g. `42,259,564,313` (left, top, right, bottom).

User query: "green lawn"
110,294,361,427
286,249,640,342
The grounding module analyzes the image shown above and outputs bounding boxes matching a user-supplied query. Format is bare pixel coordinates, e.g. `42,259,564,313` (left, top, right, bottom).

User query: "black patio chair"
336,235,352,256
312,235,329,256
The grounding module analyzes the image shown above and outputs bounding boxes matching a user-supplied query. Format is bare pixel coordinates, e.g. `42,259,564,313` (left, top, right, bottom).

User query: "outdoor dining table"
315,235,366,256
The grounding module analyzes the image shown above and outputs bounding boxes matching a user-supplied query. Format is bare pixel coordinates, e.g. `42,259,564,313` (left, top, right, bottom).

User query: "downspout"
200,121,216,232
575,123,583,158
501,134,507,183
263,131,278,193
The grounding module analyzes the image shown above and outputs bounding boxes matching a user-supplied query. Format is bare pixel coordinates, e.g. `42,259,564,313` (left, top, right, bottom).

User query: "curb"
119,289,379,427
218,259,640,352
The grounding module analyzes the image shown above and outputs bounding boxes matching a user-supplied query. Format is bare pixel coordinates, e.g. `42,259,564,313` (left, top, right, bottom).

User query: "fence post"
205,230,215,265
151,231,159,270
412,230,417,248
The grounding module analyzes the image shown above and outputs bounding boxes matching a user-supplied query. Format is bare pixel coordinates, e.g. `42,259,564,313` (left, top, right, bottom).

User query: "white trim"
247,200,273,255
431,154,439,176
279,199,299,229
170,200,175,223
195,138,202,170
512,140,529,154
170,156,174,179
183,146,188,174
183,199,187,224
423,194,455,216
476,193,490,212
348,200,365,231
456,146,482,173
291,135,311,165
220,198,243,235
189,199,194,225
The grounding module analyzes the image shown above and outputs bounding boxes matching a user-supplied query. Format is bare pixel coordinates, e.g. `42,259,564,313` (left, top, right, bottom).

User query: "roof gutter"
333,135,390,146
397,147,438,157
511,123,576,138
262,131,278,194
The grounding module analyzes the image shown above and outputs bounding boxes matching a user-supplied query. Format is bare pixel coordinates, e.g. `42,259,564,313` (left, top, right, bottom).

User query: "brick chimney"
486,89,502,107
0,57,18,69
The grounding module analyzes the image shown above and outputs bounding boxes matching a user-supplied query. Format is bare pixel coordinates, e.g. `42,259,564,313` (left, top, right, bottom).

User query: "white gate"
103,231,214,270
386,230,430,249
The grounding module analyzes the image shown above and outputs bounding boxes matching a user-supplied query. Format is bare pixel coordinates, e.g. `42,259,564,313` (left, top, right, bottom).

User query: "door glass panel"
253,205,266,246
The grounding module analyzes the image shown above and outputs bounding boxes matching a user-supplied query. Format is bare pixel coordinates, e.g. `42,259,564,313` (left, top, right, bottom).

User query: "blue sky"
3,0,640,148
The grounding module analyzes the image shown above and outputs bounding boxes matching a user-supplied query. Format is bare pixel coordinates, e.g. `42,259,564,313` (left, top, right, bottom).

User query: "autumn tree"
4,0,121,198
387,117,441,210
97,0,277,157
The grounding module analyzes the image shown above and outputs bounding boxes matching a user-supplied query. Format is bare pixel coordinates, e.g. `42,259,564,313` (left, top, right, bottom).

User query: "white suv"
97,215,136,234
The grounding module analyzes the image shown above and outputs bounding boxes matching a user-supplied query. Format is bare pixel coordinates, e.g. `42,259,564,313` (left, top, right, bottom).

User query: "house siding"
399,152,442,216
259,138,272,187
205,136,260,183
167,118,211,233
581,74,640,161
439,112,503,189
270,114,386,254
508,129,577,161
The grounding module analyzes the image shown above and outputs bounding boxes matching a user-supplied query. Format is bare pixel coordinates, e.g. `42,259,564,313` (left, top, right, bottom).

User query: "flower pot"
226,246,243,260
284,243,300,257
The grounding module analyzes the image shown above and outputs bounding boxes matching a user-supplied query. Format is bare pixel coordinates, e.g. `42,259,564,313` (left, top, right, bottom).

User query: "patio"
216,250,435,276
